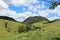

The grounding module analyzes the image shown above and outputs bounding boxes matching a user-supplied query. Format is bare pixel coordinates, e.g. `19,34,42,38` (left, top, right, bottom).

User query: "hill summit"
23,16,49,24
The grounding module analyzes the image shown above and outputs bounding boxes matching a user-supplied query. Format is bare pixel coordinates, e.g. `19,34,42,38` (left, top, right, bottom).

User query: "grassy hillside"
31,21,48,29
0,19,26,40
0,16,60,40
8,20,60,40
42,19,60,31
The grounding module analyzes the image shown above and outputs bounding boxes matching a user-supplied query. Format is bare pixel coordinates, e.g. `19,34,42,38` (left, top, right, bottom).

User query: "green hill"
23,16,49,30
0,16,16,21
0,16,60,40
23,16,49,24
10,19,60,40
0,16,26,40
42,19,60,31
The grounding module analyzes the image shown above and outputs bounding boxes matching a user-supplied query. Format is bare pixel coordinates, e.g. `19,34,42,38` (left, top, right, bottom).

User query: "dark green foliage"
5,22,7,28
49,5,55,9
18,25,31,33
31,25,41,30
52,37,60,40
0,16,16,21
4,22,11,32
25,24,31,32
43,0,60,9
7,29,10,32
33,27,41,30
23,16,49,24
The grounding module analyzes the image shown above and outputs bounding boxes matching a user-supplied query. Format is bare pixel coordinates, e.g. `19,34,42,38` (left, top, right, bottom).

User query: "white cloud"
38,9,51,17
0,9,18,19
6,10,32,22
28,1,46,14
22,8,26,11
35,1,45,9
3,0,12,4
54,5,60,16
0,9,7,16
48,16,59,21
0,0,8,9
0,0,38,22
7,10,18,18
50,5,60,16
28,5,34,10
0,0,60,22
16,11,37,22
41,1,45,8
1,9,37,22
10,0,39,6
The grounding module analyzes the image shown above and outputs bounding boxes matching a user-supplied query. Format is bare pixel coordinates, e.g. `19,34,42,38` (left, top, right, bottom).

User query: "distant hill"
0,16,16,21
31,19,60,29
43,19,60,31
47,19,60,23
23,16,49,24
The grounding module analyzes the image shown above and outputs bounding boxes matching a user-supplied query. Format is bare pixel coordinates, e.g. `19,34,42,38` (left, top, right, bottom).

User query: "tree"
42,0,60,9
18,25,31,33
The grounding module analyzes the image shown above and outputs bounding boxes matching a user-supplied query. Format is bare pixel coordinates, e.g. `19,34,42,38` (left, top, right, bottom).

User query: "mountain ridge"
0,16,16,21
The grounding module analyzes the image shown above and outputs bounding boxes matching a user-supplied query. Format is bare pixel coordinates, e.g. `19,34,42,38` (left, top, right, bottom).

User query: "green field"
0,16,60,40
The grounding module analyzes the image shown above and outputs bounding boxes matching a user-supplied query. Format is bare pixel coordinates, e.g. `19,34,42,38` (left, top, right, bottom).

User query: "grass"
6,29,60,40
0,19,60,40
0,19,26,40
31,21,48,27
12,20,60,40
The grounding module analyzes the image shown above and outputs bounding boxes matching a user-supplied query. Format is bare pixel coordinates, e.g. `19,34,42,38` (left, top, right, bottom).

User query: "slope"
0,16,60,40
8,19,60,40
0,16,16,21
0,19,26,40
23,16,49,24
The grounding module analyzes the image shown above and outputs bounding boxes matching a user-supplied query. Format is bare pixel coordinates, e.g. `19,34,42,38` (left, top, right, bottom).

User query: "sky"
0,0,60,22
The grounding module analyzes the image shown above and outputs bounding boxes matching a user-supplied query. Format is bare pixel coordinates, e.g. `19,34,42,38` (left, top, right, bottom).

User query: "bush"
18,25,31,33
51,37,60,40
5,22,8,28
31,25,41,30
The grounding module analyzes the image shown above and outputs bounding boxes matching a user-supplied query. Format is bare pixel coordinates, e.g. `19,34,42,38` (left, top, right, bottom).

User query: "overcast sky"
0,0,60,22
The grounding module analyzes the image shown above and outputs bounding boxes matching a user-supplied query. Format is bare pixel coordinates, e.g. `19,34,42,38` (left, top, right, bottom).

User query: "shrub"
5,22,8,28
51,37,60,40
31,25,41,30
18,25,31,33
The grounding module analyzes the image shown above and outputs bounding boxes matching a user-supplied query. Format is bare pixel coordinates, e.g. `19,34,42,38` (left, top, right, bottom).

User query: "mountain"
23,16,49,24
0,16,16,21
